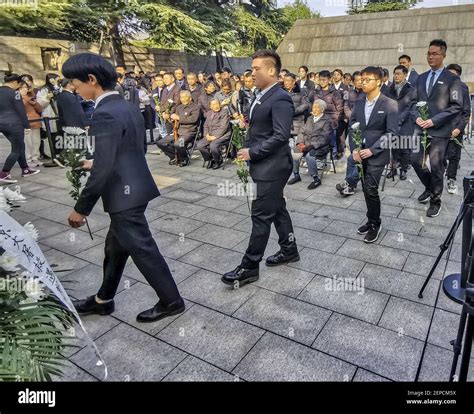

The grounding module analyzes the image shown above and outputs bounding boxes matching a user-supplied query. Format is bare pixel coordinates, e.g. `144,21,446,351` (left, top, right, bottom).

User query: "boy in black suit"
222,50,299,287
348,66,399,243
62,53,184,322
410,39,463,217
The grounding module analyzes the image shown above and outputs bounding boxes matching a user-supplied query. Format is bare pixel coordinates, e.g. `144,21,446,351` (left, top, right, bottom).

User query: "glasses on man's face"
426,52,443,57
361,78,376,84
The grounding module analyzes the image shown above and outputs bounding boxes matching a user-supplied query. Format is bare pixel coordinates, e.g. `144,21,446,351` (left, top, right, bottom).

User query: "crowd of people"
0,38,472,242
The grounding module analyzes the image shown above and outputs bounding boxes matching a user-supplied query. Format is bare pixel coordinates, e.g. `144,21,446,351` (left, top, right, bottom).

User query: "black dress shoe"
399,169,407,180
287,175,301,185
265,250,300,267
178,158,190,167
73,295,115,316
136,298,185,323
206,160,215,169
212,160,223,169
307,177,321,190
221,266,259,286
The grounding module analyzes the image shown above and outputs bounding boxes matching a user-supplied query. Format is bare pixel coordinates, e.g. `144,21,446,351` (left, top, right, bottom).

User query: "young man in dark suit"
410,39,463,217
56,78,86,130
445,63,472,194
222,49,299,286
62,53,184,322
297,65,315,95
348,66,399,243
399,54,419,85
387,65,415,181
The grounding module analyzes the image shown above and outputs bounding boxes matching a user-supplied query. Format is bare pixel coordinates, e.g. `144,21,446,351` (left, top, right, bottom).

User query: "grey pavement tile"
186,223,249,249
160,188,208,203
44,249,90,276
178,268,258,315
288,247,366,280
313,313,424,381
191,208,247,228
41,229,105,255
195,195,246,212
313,205,367,224
427,308,462,351
71,324,186,381
151,230,203,260
157,304,264,371
402,252,446,281
234,289,332,345
286,199,322,215
53,361,97,382
234,332,356,381
352,368,391,382
378,296,434,341
148,213,206,235
163,355,235,382
336,238,409,270
153,199,208,217
349,199,403,218
298,274,389,324
287,211,332,231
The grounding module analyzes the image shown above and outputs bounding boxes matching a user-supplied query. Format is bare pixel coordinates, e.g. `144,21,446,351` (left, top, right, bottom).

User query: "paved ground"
2,138,474,382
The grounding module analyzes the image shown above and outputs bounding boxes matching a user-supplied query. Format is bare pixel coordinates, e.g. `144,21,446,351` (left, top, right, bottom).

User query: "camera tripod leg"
449,310,468,381
458,313,474,382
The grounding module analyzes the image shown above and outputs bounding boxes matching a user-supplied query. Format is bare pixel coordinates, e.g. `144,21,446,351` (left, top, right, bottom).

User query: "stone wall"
277,4,474,90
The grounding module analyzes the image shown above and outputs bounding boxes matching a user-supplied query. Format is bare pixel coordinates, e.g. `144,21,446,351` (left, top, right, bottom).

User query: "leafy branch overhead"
0,0,319,57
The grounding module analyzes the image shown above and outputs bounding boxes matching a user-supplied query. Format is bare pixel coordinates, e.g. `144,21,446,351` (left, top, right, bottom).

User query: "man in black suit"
387,65,415,181
62,53,184,322
410,39,463,217
380,68,391,96
445,63,472,194
56,79,86,130
399,54,419,85
222,50,299,286
348,66,399,243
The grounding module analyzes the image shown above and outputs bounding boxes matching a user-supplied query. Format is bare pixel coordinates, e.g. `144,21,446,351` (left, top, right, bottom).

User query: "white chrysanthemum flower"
24,222,39,241
0,253,20,272
167,99,174,104
351,122,361,130
0,192,11,212
3,187,26,202
63,127,86,136
416,101,427,107
24,279,45,301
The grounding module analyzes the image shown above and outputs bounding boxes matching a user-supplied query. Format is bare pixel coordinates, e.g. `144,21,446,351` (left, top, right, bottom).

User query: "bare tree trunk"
107,18,125,67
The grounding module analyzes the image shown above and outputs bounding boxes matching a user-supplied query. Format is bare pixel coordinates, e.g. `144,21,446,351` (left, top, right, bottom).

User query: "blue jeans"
293,150,319,178
345,154,360,188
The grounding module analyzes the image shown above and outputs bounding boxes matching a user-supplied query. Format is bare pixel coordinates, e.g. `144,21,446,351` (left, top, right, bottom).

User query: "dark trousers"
337,120,348,154
392,148,411,171
196,136,230,162
445,137,462,180
411,136,449,205
241,177,298,269
0,124,28,171
362,159,386,226
97,203,181,305
156,134,195,161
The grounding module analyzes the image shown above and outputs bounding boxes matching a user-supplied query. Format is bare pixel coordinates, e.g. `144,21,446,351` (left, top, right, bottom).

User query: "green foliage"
348,0,419,14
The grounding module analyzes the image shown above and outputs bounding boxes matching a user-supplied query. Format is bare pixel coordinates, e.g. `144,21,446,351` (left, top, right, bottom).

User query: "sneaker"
21,168,40,177
399,169,407,180
340,185,355,196
336,180,349,192
357,222,371,235
364,223,382,243
287,175,301,185
0,172,17,183
427,203,441,217
417,189,431,204
30,159,44,167
307,177,321,190
447,179,457,194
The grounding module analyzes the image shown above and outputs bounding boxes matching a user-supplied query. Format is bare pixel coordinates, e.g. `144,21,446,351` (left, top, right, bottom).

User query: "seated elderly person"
156,90,200,167
287,99,332,189
196,98,231,170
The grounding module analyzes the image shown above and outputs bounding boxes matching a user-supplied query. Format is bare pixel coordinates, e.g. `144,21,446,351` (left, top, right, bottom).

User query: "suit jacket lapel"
249,84,279,126
366,96,384,129
428,68,446,98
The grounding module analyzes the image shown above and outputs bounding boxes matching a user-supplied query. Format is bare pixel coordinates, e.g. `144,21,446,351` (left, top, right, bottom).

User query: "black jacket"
454,81,471,135
246,83,294,181
0,86,29,128
388,82,416,137
287,87,310,135
410,68,463,139
343,88,365,121
348,93,399,166
74,94,159,216
312,88,343,129
56,90,86,130
203,110,230,140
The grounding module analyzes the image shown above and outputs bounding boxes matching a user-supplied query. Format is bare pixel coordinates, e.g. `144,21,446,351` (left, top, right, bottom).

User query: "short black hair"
344,73,352,79
352,71,361,78
154,73,163,79
163,72,175,78
361,66,384,80
318,70,331,79
284,73,297,81
399,54,411,62
62,53,118,90
429,39,447,54
393,65,409,75
382,68,390,77
446,63,462,76
333,69,343,76
252,49,282,74
4,72,22,83
299,65,309,73
222,67,232,74
60,78,73,88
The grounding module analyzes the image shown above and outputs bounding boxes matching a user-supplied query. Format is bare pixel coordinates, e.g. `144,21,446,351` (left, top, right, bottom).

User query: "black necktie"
427,71,436,96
